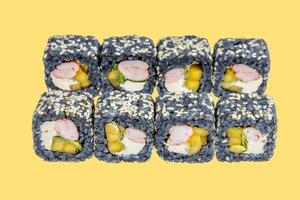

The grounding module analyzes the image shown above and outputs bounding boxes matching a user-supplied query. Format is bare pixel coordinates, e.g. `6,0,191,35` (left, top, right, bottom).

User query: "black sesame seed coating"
156,36,213,95
43,35,101,95
99,35,156,94
212,38,270,97
215,93,277,162
94,91,154,163
32,90,94,161
155,92,215,163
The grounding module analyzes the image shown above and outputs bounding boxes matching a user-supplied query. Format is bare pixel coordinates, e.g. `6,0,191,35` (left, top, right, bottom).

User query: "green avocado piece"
107,64,126,88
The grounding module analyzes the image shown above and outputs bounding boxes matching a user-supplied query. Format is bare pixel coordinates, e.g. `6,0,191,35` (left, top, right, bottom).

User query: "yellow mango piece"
104,123,124,142
107,141,124,154
228,137,242,146
188,145,202,155
223,68,237,83
63,143,77,154
106,132,122,142
187,64,203,81
229,145,246,154
51,136,82,154
73,68,91,88
193,127,209,136
227,127,243,139
221,82,242,92
107,70,120,87
185,80,200,91
51,139,64,152
105,123,120,135
70,83,81,91
187,134,202,147
200,136,207,146
80,63,88,73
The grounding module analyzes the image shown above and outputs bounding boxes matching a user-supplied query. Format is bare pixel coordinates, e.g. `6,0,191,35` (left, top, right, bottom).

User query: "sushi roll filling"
50,61,91,91
227,127,267,154
107,60,149,92
104,122,146,155
221,64,262,93
166,125,208,155
40,119,82,154
164,63,203,93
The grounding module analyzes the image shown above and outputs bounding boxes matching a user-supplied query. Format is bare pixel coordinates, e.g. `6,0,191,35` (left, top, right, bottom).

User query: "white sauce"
165,78,190,93
40,121,58,150
117,136,145,156
51,74,78,90
233,76,263,93
166,143,188,155
120,80,145,92
244,140,266,154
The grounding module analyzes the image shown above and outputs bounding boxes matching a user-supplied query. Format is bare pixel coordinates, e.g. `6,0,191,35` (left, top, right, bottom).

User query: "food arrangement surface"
32,35,277,163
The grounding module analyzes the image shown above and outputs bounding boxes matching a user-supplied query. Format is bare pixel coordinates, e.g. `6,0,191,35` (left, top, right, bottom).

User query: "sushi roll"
100,35,156,93
156,36,212,95
212,38,270,97
215,93,277,162
32,90,94,161
155,93,215,163
43,35,101,95
94,91,154,162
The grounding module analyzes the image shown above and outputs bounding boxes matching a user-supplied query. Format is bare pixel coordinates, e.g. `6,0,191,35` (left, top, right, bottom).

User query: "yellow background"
0,0,299,199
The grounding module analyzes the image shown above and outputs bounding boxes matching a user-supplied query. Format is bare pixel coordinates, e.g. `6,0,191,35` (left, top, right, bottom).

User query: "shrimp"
54,119,79,141
118,60,149,81
50,62,79,79
232,64,261,82
125,128,147,143
167,125,193,145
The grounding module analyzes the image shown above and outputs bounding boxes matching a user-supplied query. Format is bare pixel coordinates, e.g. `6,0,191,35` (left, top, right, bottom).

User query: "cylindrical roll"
215,93,277,162
156,36,212,95
99,35,156,94
94,91,154,162
32,90,94,161
43,35,101,95
155,93,215,163
212,38,270,97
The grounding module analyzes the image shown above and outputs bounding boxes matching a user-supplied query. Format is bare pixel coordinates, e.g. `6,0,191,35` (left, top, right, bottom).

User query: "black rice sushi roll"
156,36,212,95
100,35,156,94
155,93,215,163
212,38,270,97
94,91,154,162
43,35,101,95
32,90,94,161
215,93,277,162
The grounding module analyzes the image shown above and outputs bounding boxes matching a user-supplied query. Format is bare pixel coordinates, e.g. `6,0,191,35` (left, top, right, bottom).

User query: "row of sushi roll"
42,35,270,96
32,34,277,162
